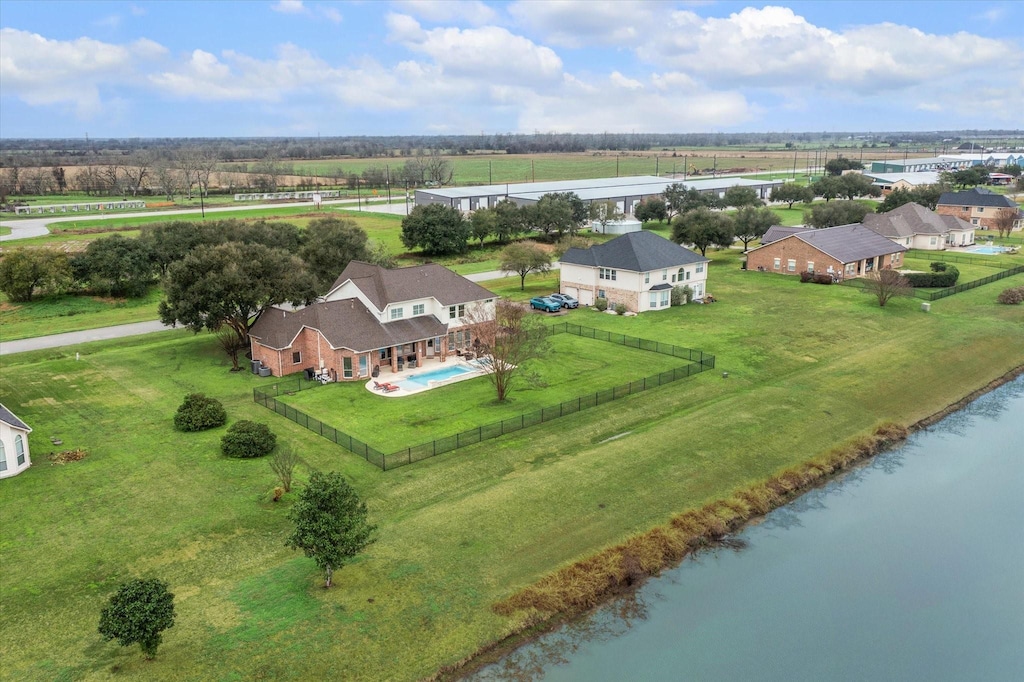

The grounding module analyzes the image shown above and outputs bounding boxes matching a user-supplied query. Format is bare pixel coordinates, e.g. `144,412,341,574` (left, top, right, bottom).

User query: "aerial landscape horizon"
1,2,1022,681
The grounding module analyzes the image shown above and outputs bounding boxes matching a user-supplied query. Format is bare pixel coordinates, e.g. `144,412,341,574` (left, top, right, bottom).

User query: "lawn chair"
381,382,400,393
372,381,387,391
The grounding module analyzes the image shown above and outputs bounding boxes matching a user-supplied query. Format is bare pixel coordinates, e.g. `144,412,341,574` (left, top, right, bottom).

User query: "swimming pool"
964,244,1011,255
401,364,476,387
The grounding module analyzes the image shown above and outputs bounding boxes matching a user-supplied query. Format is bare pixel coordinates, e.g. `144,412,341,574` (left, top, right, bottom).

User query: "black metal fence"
253,323,714,471
841,259,1024,301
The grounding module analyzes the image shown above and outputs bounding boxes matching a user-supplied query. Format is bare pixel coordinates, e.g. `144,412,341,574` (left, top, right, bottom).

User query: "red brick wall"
746,239,844,276
936,204,1010,231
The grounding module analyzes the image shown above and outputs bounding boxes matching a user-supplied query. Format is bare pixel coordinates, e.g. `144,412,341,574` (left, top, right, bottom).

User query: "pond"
472,375,1024,681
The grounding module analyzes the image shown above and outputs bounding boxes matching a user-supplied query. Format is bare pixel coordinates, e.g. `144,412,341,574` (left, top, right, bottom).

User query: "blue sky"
1,1,1021,138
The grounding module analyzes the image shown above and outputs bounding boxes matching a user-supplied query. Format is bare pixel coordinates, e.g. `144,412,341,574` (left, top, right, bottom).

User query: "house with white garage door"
557,231,709,312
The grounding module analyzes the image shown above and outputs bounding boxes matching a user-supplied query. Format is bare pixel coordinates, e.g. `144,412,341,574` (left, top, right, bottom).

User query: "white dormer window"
413,304,425,316
391,307,404,320
696,263,704,273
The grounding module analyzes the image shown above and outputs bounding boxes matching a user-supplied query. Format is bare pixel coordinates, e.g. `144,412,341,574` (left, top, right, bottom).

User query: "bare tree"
463,300,550,402
864,269,911,307
176,147,202,199
423,151,454,185
270,444,302,493
151,161,181,201
100,163,125,196
992,208,1019,238
195,149,218,197
122,151,153,196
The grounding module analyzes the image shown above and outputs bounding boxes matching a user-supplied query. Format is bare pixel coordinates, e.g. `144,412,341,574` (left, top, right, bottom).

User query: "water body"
473,375,1024,682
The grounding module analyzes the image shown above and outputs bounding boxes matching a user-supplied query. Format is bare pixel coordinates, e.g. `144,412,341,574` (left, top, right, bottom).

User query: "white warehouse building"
414,175,783,215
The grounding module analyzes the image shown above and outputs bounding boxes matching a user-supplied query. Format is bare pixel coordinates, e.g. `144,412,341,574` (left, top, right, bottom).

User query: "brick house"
746,223,907,280
862,202,975,250
0,403,32,480
249,262,496,380
557,231,709,312
936,187,1023,231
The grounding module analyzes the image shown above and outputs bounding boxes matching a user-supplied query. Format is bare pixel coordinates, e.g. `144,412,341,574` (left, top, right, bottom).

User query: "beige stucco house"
862,202,975,250
557,231,709,312
0,404,32,479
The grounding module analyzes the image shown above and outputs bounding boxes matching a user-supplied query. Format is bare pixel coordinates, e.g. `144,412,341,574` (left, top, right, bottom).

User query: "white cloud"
509,0,659,48
320,6,343,24
386,14,563,84
0,28,166,117
95,14,122,29
271,0,306,14
129,4,147,17
392,0,498,26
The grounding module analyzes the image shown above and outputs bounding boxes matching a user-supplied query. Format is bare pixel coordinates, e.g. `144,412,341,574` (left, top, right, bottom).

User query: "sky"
1,0,1022,138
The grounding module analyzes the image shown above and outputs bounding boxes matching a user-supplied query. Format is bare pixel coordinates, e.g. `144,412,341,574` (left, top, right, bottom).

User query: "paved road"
0,265,560,355
0,196,392,242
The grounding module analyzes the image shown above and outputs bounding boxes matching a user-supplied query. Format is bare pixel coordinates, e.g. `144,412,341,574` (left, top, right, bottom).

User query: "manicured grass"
901,256,1007,282
278,333,690,452
0,225,10,236
3,248,1022,681
0,288,163,341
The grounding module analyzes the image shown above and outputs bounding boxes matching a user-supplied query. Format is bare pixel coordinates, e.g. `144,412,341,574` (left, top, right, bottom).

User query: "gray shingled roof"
558,231,707,272
0,403,31,432
786,223,908,263
938,187,1018,209
761,225,810,244
249,298,448,353
863,202,974,238
328,261,495,308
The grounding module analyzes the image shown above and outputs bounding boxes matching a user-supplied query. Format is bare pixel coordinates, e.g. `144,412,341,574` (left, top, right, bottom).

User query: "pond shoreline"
434,364,1024,681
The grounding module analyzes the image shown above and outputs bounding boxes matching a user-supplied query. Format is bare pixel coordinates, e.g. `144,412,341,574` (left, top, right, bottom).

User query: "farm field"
2,249,1022,681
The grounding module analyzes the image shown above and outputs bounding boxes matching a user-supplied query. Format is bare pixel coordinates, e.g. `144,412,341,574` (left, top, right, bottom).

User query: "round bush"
221,420,277,458
174,393,227,432
996,286,1024,305
594,297,608,312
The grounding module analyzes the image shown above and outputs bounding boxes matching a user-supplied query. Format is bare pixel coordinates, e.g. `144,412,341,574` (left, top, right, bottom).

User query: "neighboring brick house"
558,231,709,312
936,187,1023,231
862,202,975,250
249,261,496,379
0,403,32,480
746,223,908,280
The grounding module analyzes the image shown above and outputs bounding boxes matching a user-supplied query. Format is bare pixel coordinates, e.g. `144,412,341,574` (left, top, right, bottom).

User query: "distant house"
249,262,497,379
745,223,908,280
0,403,32,479
557,231,709,311
936,187,1023,230
863,202,975,250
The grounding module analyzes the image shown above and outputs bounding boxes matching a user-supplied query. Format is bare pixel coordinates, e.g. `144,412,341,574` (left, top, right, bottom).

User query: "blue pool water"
965,244,1010,254
402,364,474,387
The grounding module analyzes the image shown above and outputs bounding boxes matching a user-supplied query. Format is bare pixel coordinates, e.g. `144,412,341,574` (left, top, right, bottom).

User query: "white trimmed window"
773,258,781,270
413,304,425,315
644,272,650,284
0,440,6,472
649,292,658,308
660,291,670,307
696,263,704,273
787,259,796,272
662,269,667,281
807,261,814,273
391,307,404,320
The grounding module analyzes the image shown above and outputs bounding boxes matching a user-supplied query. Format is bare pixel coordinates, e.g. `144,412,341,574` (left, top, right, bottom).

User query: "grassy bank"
0,288,163,341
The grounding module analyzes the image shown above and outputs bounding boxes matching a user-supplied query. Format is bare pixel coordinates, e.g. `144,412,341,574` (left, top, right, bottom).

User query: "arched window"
0,440,6,471
15,434,26,466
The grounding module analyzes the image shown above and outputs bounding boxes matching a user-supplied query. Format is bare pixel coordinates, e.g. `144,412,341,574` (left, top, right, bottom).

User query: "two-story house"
936,187,1022,231
557,231,710,312
249,262,496,379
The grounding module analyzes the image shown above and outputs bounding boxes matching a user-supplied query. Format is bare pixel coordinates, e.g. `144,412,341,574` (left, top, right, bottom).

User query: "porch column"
415,341,423,366
391,347,398,373
440,335,448,363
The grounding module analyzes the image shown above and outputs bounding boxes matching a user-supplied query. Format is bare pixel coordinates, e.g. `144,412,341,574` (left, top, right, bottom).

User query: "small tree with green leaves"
499,241,552,290
173,393,227,432
98,578,176,660
286,471,376,588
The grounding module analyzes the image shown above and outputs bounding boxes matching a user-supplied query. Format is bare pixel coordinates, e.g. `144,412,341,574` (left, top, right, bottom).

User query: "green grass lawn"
0,288,163,341
278,333,690,452
2,248,1022,681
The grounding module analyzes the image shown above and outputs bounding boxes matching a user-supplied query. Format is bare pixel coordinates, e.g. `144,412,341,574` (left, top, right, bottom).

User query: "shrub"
221,421,277,458
905,265,959,288
614,303,627,315
812,273,833,285
930,261,947,272
799,271,814,283
996,286,1024,304
594,297,608,312
173,393,227,432
671,285,693,305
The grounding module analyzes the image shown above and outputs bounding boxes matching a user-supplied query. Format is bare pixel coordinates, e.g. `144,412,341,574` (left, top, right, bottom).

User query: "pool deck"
364,356,485,397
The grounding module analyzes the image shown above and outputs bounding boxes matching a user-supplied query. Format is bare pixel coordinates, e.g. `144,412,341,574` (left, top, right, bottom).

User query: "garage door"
577,288,594,306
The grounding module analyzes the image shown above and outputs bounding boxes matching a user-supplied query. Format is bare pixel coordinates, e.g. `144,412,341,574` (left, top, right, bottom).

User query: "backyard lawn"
277,332,693,453
1,246,1023,681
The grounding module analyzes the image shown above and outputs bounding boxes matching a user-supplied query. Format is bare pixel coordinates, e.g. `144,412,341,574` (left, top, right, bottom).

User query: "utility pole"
386,165,391,204
792,150,798,178
683,155,687,181
655,156,659,176
357,178,362,211
616,157,619,177
531,159,535,182
489,160,492,185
